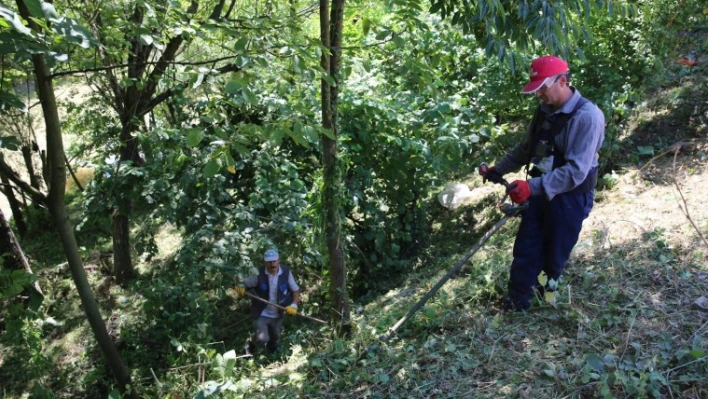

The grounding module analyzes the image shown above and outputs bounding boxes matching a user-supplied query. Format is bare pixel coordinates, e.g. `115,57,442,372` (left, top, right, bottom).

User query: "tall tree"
67,0,242,282
8,1,136,396
320,0,350,324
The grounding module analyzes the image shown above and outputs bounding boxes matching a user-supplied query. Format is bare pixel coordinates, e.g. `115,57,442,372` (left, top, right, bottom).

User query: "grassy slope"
1,36,707,399
239,47,708,398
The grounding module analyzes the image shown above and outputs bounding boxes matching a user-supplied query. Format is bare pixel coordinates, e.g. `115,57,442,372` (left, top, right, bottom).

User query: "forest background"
0,0,706,397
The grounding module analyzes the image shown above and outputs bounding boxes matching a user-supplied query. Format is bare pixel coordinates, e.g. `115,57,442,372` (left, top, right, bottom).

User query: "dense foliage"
0,0,705,397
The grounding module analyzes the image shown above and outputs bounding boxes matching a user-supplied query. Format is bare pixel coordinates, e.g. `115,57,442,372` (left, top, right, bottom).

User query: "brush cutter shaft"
381,214,513,341
243,291,327,324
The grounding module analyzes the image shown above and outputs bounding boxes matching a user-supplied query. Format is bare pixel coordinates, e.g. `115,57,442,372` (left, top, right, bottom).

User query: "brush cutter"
379,164,527,341
239,290,327,324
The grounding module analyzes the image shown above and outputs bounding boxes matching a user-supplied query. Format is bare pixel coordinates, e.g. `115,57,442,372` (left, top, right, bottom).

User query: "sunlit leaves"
185,128,205,147
0,90,26,112
0,6,33,37
428,0,634,64
22,0,45,19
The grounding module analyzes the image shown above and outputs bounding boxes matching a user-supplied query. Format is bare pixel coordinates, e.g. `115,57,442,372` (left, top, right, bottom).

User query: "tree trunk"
320,0,350,325
0,175,27,237
111,208,134,282
21,145,41,190
15,1,136,396
110,121,141,284
65,155,84,192
39,149,49,187
0,207,42,299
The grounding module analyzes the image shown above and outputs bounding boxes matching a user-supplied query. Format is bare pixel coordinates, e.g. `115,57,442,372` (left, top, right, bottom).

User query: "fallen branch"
639,141,696,172
672,150,708,250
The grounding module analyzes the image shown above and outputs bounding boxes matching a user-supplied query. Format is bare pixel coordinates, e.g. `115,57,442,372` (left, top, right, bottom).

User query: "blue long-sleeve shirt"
495,89,605,200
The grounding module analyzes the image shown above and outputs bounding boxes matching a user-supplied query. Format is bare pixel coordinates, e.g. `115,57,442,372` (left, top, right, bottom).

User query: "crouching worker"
234,249,301,354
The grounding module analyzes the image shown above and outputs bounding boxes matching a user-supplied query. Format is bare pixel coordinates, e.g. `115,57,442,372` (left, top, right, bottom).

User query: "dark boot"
502,296,530,312
265,342,279,355
244,340,256,356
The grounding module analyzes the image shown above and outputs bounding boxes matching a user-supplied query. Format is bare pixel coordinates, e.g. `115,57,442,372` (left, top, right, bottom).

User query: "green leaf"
319,126,335,140
234,36,249,51
392,35,405,48
140,34,153,46
537,271,548,287
203,158,220,178
41,2,58,19
23,0,44,19
322,74,336,87
0,135,21,151
232,143,249,157
637,146,654,156
374,29,390,40
225,80,243,94
689,349,706,359
585,354,605,372
0,90,26,112
243,88,258,105
1,9,33,37
362,18,371,36
185,128,205,147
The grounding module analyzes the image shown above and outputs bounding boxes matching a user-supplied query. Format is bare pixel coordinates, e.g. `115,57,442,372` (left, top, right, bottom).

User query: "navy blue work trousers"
507,190,594,309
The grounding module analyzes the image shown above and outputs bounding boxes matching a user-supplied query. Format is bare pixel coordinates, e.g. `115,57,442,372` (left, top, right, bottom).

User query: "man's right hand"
234,286,246,297
479,164,505,185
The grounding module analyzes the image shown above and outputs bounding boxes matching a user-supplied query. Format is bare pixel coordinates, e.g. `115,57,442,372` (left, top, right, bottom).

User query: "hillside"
0,9,707,399
215,41,708,398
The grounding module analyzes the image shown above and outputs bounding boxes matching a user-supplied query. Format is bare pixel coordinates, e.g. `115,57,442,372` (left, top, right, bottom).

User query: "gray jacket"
496,89,605,200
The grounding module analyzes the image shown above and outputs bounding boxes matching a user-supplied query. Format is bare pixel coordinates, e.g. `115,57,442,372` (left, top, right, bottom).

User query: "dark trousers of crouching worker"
507,190,594,310
254,316,283,352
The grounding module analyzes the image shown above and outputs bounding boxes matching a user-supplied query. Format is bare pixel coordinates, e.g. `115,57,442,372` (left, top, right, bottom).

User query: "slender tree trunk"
0,207,42,299
15,1,135,396
320,0,350,325
21,145,41,190
65,155,84,192
39,149,49,186
1,176,27,237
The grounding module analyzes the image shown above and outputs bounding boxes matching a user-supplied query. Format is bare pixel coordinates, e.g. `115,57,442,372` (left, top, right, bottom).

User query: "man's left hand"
507,180,531,204
285,305,298,316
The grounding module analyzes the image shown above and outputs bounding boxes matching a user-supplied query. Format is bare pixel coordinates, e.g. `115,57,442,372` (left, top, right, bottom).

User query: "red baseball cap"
522,56,569,94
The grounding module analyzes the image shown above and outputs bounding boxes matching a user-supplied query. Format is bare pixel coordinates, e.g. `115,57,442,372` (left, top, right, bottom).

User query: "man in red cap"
479,55,605,311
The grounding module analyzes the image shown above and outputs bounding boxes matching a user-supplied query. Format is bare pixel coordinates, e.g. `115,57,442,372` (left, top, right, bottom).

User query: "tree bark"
0,175,27,237
0,158,47,206
320,0,350,325
0,207,41,298
15,1,135,396
21,145,41,190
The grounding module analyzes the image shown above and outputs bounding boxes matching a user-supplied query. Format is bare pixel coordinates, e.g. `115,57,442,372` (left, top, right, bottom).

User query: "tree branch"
0,158,47,206
672,150,708,250
142,0,199,100
50,56,245,79
208,0,228,20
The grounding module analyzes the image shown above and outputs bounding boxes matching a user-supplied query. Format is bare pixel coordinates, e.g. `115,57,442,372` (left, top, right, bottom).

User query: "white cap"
263,249,279,262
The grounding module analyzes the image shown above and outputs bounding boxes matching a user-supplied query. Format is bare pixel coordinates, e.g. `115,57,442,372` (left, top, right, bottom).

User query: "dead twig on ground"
639,141,697,172
672,150,708,250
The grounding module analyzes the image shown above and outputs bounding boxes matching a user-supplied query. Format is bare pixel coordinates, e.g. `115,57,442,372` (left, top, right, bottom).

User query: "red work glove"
507,180,531,204
478,164,505,185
